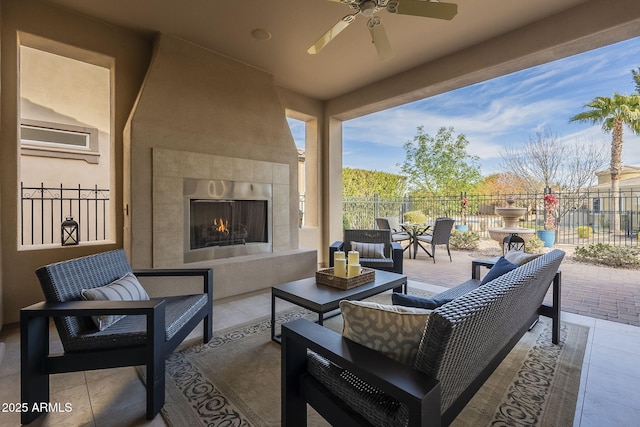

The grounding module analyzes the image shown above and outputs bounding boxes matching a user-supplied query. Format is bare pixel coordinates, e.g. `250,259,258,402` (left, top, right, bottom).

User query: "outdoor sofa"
281,249,565,426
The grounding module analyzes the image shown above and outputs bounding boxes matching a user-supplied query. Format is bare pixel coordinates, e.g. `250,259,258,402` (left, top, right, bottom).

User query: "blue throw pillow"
392,292,453,309
480,256,519,285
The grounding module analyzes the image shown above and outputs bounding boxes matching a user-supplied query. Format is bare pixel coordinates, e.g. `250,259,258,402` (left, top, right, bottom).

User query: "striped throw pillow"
81,272,150,331
350,241,386,258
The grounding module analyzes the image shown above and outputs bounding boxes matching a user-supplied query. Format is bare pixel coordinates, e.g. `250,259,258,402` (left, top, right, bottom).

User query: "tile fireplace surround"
151,148,316,300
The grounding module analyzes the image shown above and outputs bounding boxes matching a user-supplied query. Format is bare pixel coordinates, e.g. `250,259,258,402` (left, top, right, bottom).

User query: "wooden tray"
315,267,375,290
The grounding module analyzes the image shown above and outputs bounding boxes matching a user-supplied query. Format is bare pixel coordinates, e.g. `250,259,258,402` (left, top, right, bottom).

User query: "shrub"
343,215,351,229
525,236,544,254
577,226,593,238
574,243,640,268
450,230,480,250
403,210,428,224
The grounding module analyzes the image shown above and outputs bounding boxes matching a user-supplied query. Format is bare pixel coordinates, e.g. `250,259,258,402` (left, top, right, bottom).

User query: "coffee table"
271,269,407,344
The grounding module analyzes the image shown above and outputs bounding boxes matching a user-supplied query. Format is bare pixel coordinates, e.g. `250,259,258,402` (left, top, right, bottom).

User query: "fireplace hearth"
184,179,272,262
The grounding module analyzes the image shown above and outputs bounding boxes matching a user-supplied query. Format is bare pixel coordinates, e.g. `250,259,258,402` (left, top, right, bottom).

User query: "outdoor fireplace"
184,178,272,262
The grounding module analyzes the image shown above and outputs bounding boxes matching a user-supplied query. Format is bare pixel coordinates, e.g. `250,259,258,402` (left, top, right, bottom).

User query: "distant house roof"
590,175,640,190
596,165,640,177
592,165,640,190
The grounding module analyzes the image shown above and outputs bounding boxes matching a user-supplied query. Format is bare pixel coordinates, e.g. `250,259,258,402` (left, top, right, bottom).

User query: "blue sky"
288,36,640,177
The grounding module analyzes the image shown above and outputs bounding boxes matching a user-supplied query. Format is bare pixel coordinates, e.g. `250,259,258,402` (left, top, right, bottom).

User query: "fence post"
374,193,379,223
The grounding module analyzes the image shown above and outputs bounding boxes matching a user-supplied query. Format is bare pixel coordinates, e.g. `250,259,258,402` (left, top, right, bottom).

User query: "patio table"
401,222,432,259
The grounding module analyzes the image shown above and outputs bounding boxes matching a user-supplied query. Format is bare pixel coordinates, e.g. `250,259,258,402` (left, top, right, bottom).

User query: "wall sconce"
61,216,79,246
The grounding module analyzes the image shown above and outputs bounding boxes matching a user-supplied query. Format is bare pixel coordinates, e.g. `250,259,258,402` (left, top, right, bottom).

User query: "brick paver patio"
403,244,640,327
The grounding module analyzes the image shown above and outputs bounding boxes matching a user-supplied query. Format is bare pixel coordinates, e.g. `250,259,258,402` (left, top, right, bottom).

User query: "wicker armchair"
20,249,213,424
329,229,403,274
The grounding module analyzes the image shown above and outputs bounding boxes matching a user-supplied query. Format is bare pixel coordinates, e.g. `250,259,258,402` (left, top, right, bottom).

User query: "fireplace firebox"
190,199,267,249
184,179,272,262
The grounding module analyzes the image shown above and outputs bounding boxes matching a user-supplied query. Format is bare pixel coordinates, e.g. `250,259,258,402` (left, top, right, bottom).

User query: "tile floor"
1,281,639,426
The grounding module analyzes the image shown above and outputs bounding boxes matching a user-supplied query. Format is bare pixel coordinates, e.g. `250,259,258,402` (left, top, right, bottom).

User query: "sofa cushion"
350,241,386,258
504,249,541,265
340,300,431,366
81,272,150,331
480,256,518,285
391,292,453,309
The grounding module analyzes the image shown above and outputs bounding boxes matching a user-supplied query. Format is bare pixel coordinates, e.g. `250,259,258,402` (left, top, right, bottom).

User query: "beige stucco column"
325,117,343,262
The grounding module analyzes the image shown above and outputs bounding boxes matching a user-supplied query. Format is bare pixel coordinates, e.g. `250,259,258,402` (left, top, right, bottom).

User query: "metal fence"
344,189,640,247
21,182,110,246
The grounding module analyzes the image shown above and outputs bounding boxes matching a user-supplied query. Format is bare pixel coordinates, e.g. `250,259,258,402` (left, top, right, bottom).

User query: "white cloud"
340,36,640,176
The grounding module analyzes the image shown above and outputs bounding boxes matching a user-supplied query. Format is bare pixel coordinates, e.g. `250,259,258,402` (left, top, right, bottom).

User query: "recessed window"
19,40,112,248
20,119,99,164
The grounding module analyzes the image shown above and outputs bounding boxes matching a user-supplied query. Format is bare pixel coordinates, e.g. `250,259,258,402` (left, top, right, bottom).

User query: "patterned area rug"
157,290,589,427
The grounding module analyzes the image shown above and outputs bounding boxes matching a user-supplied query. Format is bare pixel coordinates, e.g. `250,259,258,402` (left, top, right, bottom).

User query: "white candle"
348,263,361,277
334,258,347,278
348,251,359,265
333,251,345,263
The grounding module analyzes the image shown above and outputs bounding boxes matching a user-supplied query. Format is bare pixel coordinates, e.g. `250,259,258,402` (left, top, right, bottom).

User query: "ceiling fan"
308,0,458,61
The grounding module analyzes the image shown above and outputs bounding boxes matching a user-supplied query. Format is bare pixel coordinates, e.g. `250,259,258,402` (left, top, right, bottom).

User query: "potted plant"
537,193,558,247
455,197,469,232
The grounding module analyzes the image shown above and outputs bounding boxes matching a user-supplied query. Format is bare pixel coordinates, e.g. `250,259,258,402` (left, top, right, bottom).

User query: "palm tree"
570,93,640,233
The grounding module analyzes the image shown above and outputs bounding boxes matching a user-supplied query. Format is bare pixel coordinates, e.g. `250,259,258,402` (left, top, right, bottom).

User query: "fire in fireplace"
190,199,268,249
184,179,272,262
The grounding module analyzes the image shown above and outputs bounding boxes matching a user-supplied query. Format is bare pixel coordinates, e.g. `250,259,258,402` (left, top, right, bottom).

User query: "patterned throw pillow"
350,241,386,258
81,272,150,331
504,249,541,265
340,300,431,366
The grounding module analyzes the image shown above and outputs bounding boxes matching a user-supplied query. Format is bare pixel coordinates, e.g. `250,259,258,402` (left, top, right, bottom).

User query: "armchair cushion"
340,300,431,366
480,256,518,285
81,272,150,331
350,241,386,259
71,294,208,351
391,292,453,309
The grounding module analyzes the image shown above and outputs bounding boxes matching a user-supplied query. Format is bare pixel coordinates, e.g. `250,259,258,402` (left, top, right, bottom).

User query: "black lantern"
503,233,525,254
61,216,80,246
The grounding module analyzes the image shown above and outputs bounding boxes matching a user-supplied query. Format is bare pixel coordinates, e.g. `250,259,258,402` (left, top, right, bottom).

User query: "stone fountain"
488,197,535,244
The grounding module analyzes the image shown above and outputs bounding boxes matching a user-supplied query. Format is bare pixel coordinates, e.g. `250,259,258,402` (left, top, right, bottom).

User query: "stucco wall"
127,34,300,268
0,0,151,324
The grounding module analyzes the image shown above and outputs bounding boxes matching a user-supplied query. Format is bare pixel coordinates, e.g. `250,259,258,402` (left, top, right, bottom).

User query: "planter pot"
536,229,555,248
454,225,469,232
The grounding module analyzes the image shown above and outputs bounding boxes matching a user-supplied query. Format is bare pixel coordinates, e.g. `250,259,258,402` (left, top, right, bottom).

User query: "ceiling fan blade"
368,17,393,61
395,1,458,20
307,14,357,54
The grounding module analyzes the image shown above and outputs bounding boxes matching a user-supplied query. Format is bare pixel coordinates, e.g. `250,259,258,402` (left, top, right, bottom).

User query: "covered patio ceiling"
43,0,640,117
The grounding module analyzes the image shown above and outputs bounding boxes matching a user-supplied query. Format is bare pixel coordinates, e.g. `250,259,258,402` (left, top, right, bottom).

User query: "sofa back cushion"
413,249,564,413
342,229,391,258
340,300,431,366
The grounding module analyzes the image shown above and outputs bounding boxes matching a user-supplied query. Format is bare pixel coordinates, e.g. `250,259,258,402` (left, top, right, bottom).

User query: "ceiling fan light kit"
308,0,457,60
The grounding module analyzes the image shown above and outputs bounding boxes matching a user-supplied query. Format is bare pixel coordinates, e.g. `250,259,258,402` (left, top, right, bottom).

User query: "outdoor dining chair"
376,217,413,258
415,217,455,263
